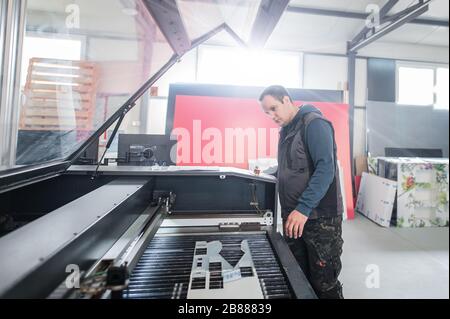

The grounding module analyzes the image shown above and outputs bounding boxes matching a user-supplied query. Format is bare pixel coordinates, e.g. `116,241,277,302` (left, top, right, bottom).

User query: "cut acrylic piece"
356,172,397,228
187,240,263,299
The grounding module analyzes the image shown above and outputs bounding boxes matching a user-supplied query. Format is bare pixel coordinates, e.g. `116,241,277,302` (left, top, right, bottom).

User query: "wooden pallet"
19,58,99,131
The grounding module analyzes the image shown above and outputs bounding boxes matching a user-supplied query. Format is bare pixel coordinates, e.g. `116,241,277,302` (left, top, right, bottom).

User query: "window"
5,0,174,170
435,68,449,110
397,66,434,105
21,36,83,87
198,46,302,88
397,62,449,110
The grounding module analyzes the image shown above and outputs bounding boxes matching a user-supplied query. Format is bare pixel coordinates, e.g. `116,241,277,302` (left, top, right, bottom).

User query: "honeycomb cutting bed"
123,233,292,299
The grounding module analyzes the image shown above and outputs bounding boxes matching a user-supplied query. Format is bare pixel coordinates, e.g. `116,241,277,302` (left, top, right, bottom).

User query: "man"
259,85,344,299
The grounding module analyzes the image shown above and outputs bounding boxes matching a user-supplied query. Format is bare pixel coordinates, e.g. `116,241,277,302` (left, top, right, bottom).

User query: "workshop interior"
0,0,448,299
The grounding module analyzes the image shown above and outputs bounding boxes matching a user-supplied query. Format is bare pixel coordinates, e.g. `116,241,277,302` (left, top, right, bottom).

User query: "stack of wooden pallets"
19,58,99,131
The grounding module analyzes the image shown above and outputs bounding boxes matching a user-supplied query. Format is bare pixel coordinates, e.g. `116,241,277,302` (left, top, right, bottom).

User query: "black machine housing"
0,166,316,299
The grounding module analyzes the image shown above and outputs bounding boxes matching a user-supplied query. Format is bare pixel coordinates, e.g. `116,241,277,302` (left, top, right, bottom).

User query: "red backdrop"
172,95,354,219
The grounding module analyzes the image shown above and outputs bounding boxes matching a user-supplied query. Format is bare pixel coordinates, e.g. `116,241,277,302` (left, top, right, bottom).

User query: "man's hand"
285,210,309,239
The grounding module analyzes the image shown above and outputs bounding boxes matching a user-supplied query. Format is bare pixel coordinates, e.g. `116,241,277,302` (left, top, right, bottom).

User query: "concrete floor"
340,213,449,299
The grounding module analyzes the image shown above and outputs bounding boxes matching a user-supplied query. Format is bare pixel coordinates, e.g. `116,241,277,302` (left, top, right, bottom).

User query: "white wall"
353,109,367,158
152,47,198,97
146,48,198,135
147,98,169,135
355,59,368,107
302,54,367,104
302,54,368,159
354,59,368,159
303,54,348,91
23,3,448,163
129,49,372,159
88,38,139,61
115,44,449,161
360,42,449,64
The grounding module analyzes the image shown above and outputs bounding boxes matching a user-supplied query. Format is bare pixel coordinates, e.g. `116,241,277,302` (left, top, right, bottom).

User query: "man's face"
261,95,295,127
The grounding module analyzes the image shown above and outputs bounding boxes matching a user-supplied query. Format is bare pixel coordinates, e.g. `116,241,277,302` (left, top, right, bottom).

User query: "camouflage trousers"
284,215,344,299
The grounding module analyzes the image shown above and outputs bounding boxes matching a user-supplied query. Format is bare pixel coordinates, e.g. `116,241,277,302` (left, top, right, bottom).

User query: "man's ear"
283,96,291,105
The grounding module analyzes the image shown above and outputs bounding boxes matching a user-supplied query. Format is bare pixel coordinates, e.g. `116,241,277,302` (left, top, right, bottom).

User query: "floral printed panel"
396,159,449,228
368,156,378,175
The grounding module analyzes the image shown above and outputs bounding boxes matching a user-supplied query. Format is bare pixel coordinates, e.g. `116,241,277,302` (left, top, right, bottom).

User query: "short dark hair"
259,85,293,103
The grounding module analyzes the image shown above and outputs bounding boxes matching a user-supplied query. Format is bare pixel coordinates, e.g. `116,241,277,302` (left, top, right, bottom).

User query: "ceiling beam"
142,0,191,55
379,0,400,18
351,0,399,48
286,5,449,28
348,0,432,53
248,0,290,48
190,23,247,48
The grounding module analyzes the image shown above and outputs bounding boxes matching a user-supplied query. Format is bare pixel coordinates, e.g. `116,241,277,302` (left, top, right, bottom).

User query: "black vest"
278,107,344,220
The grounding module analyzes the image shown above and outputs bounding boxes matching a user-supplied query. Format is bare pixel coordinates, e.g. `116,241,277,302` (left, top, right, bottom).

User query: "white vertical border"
0,0,27,169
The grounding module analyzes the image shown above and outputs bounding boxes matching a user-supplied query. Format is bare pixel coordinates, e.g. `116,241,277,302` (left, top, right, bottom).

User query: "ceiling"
26,0,449,57
265,0,449,53
289,0,388,12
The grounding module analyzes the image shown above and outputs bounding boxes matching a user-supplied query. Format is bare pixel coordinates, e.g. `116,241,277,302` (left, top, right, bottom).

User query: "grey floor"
340,213,449,299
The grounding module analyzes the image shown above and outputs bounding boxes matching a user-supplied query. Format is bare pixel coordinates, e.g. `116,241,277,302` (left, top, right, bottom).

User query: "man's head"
259,85,298,127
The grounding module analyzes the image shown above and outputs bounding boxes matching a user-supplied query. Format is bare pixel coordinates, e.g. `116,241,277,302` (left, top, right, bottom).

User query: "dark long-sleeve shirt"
286,105,336,217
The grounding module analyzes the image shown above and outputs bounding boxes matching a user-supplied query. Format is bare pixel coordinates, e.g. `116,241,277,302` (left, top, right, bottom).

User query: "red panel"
172,95,354,219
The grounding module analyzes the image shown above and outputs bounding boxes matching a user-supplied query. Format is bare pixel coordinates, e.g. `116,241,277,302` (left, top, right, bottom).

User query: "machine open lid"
0,0,289,193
